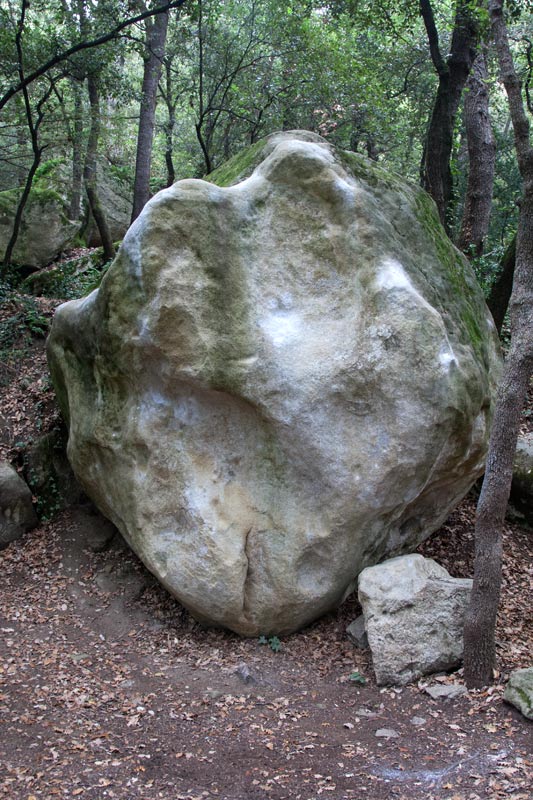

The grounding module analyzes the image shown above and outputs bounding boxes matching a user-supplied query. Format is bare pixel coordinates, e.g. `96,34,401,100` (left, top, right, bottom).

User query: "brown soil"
0,294,532,800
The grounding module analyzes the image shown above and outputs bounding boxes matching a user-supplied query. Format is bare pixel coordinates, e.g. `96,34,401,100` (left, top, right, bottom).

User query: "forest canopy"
0,0,530,266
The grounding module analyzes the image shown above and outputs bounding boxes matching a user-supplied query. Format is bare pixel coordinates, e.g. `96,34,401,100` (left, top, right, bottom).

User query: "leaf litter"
0,299,531,799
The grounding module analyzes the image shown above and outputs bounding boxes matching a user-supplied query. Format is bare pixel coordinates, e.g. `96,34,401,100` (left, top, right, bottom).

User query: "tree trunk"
162,60,176,187
84,75,115,262
458,52,496,256
420,0,479,232
2,1,52,273
464,0,533,689
195,122,213,174
131,10,169,223
3,152,42,271
69,79,84,220
486,234,516,333
165,127,176,186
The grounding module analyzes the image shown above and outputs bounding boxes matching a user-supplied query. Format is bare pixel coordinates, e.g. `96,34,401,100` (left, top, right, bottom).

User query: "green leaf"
349,671,366,685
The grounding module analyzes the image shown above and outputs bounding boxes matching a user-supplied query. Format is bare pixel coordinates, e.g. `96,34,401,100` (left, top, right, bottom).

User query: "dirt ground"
0,499,532,800
0,295,532,800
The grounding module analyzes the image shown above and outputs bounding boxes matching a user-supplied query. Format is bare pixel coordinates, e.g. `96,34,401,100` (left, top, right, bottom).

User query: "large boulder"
47,131,501,635
0,461,38,549
85,161,133,247
358,554,473,685
0,177,80,268
511,433,533,525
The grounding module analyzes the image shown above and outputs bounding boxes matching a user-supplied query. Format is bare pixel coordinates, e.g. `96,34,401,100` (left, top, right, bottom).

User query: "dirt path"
1,500,531,800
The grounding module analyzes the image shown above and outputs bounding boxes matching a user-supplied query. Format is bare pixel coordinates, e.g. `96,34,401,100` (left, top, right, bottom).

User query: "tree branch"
419,0,446,76
489,0,531,172
0,0,187,112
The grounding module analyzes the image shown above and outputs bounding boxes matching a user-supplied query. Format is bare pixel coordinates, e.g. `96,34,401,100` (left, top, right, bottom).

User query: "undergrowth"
0,289,50,382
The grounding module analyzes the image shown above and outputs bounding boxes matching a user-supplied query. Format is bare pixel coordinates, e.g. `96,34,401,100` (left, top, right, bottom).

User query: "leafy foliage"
0,291,50,380
258,635,282,652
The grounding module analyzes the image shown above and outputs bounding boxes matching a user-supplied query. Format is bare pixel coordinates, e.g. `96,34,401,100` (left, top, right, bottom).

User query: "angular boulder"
0,461,38,549
47,131,501,635
511,433,533,525
358,554,472,685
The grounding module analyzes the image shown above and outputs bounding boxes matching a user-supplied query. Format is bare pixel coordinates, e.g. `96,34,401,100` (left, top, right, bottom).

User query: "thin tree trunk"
69,80,84,220
194,0,213,175
195,122,213,174
486,234,516,333
162,60,176,186
131,10,169,222
420,0,479,232
3,153,42,270
84,75,115,262
464,0,533,689
3,2,52,272
458,52,496,256
16,98,28,186
165,119,176,186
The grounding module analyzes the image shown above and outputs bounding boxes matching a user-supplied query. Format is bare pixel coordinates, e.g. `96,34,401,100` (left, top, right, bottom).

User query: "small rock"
410,716,427,726
504,667,533,719
424,684,467,700
236,662,256,685
0,415,12,446
346,615,369,649
355,707,377,718
0,461,37,549
71,653,91,663
358,554,472,686
375,728,399,738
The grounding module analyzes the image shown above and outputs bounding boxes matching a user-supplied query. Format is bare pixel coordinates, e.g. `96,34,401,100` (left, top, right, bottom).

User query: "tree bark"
131,8,169,223
84,75,115,262
420,0,480,231
69,79,84,220
458,52,496,256
464,0,533,689
486,234,516,334
162,60,177,186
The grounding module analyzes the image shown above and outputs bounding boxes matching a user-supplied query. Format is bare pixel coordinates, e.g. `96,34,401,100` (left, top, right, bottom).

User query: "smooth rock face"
504,667,533,719
511,433,533,525
0,461,38,549
358,554,472,685
47,131,501,635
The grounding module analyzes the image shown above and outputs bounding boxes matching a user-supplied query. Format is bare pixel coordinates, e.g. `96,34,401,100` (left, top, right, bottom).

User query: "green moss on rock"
206,140,266,187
